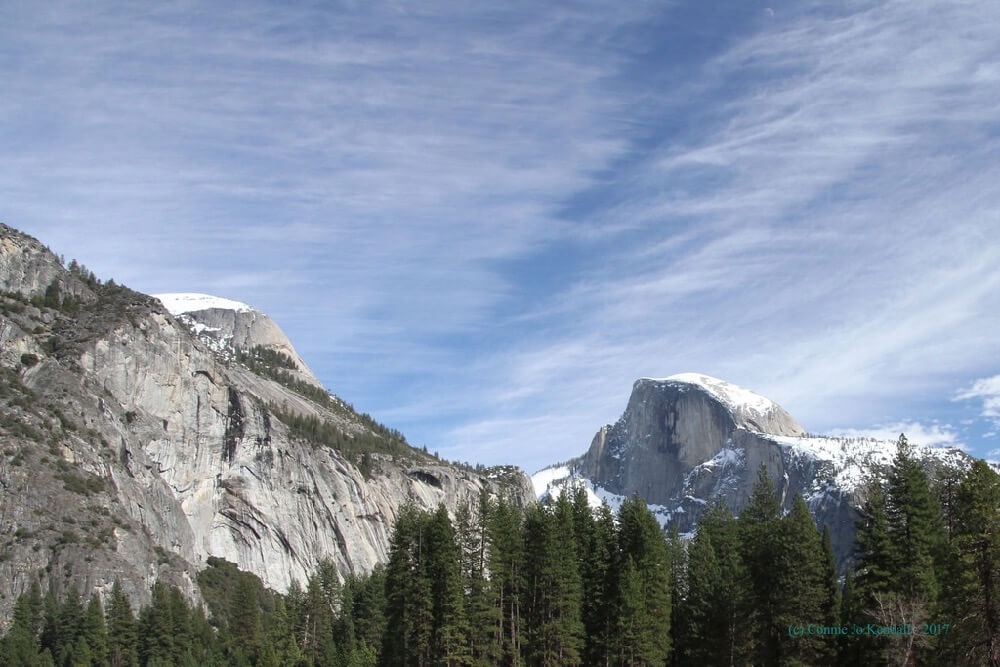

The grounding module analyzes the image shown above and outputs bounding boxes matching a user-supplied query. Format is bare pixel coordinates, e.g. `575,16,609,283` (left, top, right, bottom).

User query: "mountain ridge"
533,373,975,570
0,223,533,623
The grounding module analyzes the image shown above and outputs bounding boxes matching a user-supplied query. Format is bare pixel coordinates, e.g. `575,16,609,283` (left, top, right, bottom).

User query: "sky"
3,0,1000,474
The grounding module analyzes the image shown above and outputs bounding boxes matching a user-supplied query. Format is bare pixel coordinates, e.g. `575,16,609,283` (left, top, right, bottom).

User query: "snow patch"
530,466,678,528
769,433,968,492
155,292,256,315
531,466,571,498
644,372,778,418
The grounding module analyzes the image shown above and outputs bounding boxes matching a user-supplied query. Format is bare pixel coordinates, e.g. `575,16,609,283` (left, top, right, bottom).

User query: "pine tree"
11,581,44,644
39,589,60,661
70,635,92,667
106,581,138,667
382,505,434,666
461,491,496,666
775,493,829,665
616,556,647,667
885,435,946,607
839,568,865,667
935,463,963,546
1,624,44,666
739,464,783,665
57,586,85,666
583,503,616,666
820,524,841,628
613,494,671,666
939,460,1000,665
666,525,688,667
83,594,109,667
853,474,893,664
426,504,470,665
265,597,306,667
855,476,894,606
881,435,947,664
683,497,747,666
139,582,175,666
230,573,264,663
522,495,584,666
570,484,595,577
304,572,337,666
351,565,387,662
188,604,222,666
683,522,721,665
486,495,523,664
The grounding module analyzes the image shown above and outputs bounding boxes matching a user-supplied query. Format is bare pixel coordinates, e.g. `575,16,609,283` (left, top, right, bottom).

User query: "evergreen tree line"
3,435,998,666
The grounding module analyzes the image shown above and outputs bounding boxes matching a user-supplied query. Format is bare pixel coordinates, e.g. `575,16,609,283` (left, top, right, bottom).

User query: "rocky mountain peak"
154,291,322,388
639,373,805,437
537,372,974,571
0,224,534,621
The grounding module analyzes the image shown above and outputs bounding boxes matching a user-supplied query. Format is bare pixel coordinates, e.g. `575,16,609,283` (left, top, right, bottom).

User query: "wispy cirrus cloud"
3,1,1000,473
440,0,1000,471
956,376,1000,427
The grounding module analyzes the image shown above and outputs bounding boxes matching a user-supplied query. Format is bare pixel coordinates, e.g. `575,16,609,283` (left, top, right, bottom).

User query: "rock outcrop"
535,373,970,571
153,292,322,388
0,224,533,624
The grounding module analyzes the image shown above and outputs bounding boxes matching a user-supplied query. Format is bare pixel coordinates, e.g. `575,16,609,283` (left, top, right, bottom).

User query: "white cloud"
955,375,1000,424
4,1,1000,468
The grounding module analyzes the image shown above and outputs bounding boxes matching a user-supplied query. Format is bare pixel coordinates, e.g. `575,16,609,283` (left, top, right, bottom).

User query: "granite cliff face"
535,373,969,570
153,292,322,388
0,223,532,623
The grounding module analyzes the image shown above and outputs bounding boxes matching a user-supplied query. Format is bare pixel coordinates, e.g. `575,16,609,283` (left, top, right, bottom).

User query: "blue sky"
3,0,1000,473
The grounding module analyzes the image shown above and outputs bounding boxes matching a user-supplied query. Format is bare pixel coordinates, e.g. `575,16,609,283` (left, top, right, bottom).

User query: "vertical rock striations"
537,373,970,571
0,224,533,623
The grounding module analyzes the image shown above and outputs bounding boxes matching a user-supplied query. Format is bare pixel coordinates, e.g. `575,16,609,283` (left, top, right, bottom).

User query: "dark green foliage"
138,582,175,665
820,525,840,624
739,464,783,664
381,505,435,665
839,568,865,666
522,494,584,665
582,499,616,666
678,497,747,666
855,477,894,605
84,594,109,666
486,494,524,664
236,345,298,372
938,460,1000,664
885,435,947,607
54,471,105,496
2,429,993,667
613,495,671,665
267,403,414,474
106,581,139,667
776,494,830,665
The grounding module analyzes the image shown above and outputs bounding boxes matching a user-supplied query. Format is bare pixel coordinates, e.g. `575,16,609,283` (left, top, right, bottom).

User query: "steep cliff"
534,373,969,570
0,223,533,624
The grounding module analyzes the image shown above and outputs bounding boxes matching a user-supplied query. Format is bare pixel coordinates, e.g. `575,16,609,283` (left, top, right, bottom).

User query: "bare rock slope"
535,373,970,570
0,223,532,623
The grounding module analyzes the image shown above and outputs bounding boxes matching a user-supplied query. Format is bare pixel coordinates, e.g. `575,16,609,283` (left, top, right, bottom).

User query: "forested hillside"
3,436,997,666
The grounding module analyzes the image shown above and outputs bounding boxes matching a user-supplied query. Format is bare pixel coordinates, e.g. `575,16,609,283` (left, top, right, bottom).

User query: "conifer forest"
2,436,998,666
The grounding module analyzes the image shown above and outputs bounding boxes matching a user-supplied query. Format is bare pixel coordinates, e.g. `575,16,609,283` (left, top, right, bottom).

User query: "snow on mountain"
531,465,571,498
645,372,780,423
530,466,680,528
154,292,256,315
771,433,968,494
535,372,978,569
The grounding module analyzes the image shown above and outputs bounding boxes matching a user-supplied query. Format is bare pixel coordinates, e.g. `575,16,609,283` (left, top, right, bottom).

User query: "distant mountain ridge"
533,373,973,569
